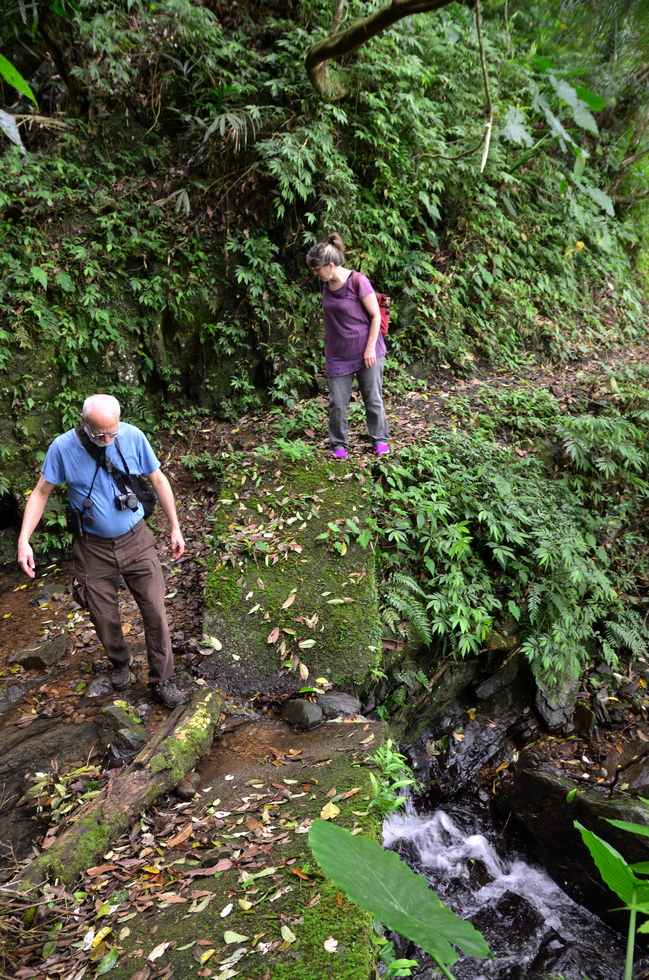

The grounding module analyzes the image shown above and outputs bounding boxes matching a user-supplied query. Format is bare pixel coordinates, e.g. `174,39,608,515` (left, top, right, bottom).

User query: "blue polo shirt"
41,423,160,538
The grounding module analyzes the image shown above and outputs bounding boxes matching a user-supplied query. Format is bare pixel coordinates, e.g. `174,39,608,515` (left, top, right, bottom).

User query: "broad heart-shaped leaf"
0,53,37,106
308,820,489,965
574,822,649,905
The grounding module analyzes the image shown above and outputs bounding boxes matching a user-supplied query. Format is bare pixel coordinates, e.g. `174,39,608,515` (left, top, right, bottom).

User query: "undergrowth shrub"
373,387,649,690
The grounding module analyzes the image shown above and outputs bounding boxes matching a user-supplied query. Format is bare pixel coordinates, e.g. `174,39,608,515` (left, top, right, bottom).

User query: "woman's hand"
364,344,377,368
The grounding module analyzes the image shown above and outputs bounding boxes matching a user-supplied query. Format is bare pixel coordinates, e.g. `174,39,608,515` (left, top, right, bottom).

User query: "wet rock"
603,739,649,793
86,676,115,698
99,705,147,766
483,630,519,652
281,699,323,730
0,683,28,715
573,702,597,737
9,631,68,670
316,691,362,719
507,767,649,930
176,771,201,801
474,654,521,700
534,674,579,732
29,583,64,606
470,890,546,957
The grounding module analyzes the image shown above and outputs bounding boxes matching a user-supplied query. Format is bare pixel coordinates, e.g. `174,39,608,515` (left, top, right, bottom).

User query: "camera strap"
75,426,158,519
75,426,132,497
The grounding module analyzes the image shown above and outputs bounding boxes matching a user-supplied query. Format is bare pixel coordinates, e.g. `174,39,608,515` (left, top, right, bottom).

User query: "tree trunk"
12,689,224,889
305,0,455,97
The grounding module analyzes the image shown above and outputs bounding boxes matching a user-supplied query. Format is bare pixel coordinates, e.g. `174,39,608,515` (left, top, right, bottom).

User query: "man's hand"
17,476,56,579
18,540,36,578
171,528,185,560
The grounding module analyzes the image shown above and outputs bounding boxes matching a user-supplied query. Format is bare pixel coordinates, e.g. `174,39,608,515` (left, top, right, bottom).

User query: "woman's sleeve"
356,274,375,299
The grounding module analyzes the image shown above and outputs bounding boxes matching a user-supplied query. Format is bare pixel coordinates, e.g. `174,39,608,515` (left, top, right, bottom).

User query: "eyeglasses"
84,423,119,439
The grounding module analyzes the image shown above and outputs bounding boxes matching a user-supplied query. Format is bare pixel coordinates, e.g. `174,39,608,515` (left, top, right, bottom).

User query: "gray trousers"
71,519,174,684
328,356,389,448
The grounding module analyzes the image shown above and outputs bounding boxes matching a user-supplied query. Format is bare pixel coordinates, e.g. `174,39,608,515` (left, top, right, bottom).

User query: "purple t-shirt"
322,272,386,377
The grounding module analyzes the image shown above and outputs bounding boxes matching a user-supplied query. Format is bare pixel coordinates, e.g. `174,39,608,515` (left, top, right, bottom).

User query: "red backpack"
351,270,391,337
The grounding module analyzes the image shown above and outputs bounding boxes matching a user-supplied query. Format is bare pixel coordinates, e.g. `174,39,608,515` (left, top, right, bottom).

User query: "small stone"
316,692,362,719
176,771,202,801
9,631,68,670
86,676,115,698
281,699,323,730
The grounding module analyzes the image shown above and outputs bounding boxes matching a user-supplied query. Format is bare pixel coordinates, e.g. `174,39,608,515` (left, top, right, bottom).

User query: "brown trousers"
71,519,174,684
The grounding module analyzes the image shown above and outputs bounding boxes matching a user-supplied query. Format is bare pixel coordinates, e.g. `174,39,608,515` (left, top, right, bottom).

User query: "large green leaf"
575,86,606,112
575,822,649,905
606,818,649,840
0,54,37,106
308,820,489,966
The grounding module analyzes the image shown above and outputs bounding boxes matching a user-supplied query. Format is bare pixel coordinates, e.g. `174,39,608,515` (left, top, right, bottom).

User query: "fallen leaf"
281,926,296,943
281,593,296,610
290,868,310,880
148,941,171,962
298,639,315,649
224,931,249,944
325,787,337,799
220,903,233,918
320,802,340,821
359,734,374,745
257,578,265,590
208,636,223,651
165,823,194,849
324,937,338,953
267,627,280,644
342,787,360,799
299,663,309,681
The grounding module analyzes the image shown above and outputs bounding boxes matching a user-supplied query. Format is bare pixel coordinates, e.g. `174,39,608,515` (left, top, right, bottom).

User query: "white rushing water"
383,801,629,980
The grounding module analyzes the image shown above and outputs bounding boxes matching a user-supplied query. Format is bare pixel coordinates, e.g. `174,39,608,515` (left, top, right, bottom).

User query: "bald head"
81,394,121,446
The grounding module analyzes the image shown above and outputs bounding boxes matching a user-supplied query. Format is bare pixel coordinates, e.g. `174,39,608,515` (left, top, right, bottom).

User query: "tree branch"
305,0,456,98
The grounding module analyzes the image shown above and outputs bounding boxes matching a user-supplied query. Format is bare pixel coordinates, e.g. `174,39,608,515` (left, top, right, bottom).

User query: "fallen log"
11,688,223,889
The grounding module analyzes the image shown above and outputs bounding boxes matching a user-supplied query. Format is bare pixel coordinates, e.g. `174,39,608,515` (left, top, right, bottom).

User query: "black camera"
66,505,84,537
115,492,139,511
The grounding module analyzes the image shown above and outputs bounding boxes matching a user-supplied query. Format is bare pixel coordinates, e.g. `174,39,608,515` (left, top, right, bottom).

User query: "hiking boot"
151,679,186,709
110,656,133,690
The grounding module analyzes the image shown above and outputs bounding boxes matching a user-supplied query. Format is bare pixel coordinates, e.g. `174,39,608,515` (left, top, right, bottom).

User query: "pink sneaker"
375,443,389,455
333,446,348,459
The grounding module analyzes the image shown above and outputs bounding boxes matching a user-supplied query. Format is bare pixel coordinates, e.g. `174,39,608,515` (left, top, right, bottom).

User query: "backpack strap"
350,270,360,296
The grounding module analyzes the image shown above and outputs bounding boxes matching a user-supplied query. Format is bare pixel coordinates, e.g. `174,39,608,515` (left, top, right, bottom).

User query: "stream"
384,799,630,980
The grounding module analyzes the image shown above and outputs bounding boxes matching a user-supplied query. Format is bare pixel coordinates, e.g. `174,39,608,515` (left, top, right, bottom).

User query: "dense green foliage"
1,0,649,471
371,364,649,687
2,0,649,685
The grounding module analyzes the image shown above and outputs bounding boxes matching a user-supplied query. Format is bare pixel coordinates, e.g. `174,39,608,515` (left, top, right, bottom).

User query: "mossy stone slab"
203,458,380,696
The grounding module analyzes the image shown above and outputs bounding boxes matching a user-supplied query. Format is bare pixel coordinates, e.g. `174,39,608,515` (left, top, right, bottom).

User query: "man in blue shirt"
17,394,186,709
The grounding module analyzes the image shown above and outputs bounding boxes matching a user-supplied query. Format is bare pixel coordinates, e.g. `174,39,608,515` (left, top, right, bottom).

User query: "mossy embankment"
202,456,380,696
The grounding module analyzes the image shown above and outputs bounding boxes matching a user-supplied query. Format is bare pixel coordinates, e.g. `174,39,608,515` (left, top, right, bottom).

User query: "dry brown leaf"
267,626,280,644
281,593,297,610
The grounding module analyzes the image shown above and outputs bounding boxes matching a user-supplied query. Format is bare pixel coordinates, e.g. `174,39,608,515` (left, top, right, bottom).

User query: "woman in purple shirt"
307,233,389,459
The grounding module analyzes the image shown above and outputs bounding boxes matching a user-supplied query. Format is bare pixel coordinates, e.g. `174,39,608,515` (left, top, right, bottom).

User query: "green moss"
105,720,389,980
203,459,380,693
